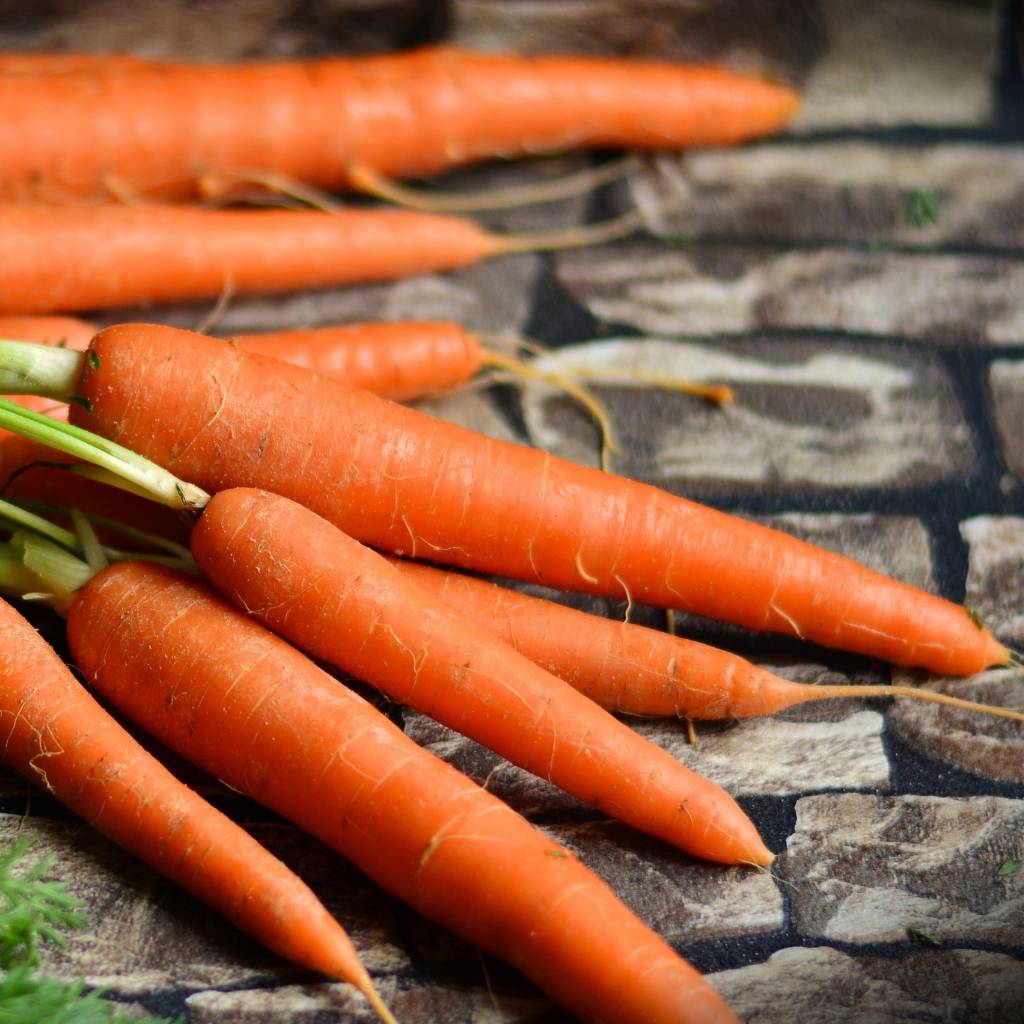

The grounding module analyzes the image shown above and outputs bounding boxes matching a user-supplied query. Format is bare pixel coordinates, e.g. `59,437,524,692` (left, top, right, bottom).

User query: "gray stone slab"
633,709,890,796
626,143,1024,248
543,820,783,943
452,0,814,81
187,977,554,1024
888,669,1024,785
0,814,409,996
709,946,1024,1024
990,361,1024,483
792,0,998,129
782,794,1024,946
0,0,434,60
407,700,889,803
555,244,1024,345
961,516,1024,651
520,337,974,493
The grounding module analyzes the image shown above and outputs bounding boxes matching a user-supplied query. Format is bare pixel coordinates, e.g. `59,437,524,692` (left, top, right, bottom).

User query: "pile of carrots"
0,43,1018,1024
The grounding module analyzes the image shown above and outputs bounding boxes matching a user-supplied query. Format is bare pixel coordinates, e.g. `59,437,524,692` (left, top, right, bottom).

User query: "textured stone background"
1,0,1023,1021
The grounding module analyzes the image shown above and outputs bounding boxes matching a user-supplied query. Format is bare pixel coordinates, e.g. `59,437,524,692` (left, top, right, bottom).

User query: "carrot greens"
0,838,176,1024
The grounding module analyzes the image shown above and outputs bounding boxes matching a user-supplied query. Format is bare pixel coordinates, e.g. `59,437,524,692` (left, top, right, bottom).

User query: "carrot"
231,320,486,402
65,558,741,1024
0,395,771,866
0,323,1007,674
0,596,395,1021
0,202,589,314
384,556,1024,723
59,324,1011,675
189,486,771,866
0,315,98,350
0,47,799,202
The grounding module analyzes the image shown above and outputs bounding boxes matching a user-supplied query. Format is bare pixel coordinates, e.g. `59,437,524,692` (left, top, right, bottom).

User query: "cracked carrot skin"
385,555,807,718
0,204,499,314
190,487,771,867
69,324,1007,676
68,561,741,1024
0,597,378,995
0,46,799,202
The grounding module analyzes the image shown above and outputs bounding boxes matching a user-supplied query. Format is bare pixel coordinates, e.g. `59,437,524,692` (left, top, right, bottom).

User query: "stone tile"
782,794,1024,945
520,337,974,493
555,244,1024,345
452,0,814,81
0,814,409,996
407,702,889,804
961,516,1024,650
792,0,998,129
632,710,890,796
887,669,1024,785
187,978,556,1024
544,820,784,943
624,143,1024,248
990,361,1024,482
710,946,1024,1024
0,0,435,60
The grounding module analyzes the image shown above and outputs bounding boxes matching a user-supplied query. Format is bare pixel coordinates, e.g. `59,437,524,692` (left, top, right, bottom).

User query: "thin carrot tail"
348,155,640,213
357,974,399,1024
479,347,620,471
196,169,344,213
490,207,647,254
812,684,1024,723
1007,649,1024,671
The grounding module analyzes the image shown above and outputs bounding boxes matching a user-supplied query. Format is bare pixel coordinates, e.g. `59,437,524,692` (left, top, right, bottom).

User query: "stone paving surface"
2,2,1023,1023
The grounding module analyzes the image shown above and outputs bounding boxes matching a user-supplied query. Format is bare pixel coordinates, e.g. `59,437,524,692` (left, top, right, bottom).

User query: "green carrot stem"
0,341,84,399
0,498,197,576
8,498,193,561
0,398,209,510
0,542,43,598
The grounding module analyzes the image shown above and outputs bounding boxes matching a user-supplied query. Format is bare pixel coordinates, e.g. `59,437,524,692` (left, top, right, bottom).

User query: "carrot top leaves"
0,838,178,1023
0,397,209,511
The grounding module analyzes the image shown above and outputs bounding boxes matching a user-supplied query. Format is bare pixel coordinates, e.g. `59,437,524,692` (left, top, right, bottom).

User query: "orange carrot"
189,486,771,866
385,556,1024,723
59,323,1007,676
231,320,484,402
0,203,511,314
0,596,393,1019
66,559,742,1024
0,47,799,202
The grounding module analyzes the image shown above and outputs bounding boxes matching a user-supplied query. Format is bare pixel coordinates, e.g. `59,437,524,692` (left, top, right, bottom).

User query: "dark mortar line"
996,0,1024,132
750,123,1024,146
643,232,1024,261
884,728,1024,800
686,934,1024,976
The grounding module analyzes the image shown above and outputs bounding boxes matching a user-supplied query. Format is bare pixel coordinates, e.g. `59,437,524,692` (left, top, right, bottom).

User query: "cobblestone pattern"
1,1,1022,1023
